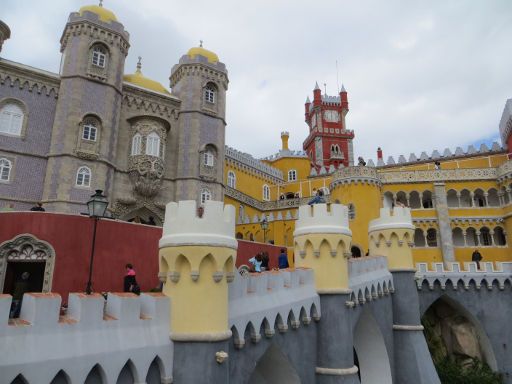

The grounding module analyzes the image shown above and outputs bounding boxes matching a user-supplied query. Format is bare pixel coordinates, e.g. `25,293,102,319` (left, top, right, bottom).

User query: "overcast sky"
2,1,511,163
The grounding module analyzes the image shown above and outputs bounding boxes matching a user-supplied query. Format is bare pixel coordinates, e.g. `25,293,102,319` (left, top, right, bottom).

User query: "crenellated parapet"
368,207,415,270
159,200,237,341
228,268,320,349
347,256,394,307
0,292,172,384
416,261,512,290
294,204,352,293
330,166,381,187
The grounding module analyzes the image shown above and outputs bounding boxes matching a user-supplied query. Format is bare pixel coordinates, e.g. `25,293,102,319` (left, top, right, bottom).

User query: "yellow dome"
123,60,170,95
187,46,219,63
79,5,118,23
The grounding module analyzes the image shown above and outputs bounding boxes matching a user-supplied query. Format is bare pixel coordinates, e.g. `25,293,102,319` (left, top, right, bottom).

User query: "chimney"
281,131,290,151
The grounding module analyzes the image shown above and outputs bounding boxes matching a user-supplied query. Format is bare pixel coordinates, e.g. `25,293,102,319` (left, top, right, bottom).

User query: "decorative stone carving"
0,234,56,293
128,155,165,197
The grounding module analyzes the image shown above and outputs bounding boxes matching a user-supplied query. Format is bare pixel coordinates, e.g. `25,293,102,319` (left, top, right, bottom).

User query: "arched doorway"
353,309,393,384
248,344,301,384
422,296,498,375
351,246,362,258
0,234,55,295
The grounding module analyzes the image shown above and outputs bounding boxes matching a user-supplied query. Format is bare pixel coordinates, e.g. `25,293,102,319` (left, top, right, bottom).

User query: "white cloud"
1,0,511,163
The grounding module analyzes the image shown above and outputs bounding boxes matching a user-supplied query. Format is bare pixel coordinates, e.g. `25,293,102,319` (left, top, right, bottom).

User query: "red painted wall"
0,212,283,301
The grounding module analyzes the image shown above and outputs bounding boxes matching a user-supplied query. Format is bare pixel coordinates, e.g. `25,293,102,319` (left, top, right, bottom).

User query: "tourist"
248,253,263,272
197,206,204,218
261,251,269,271
10,272,30,318
358,156,366,166
308,189,325,205
278,248,289,269
471,249,482,270
434,161,441,170
124,264,140,294
30,202,45,212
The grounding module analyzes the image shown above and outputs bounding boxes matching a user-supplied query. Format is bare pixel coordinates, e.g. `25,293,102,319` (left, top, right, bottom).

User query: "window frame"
200,188,212,204
227,171,236,189
0,158,12,182
82,122,97,141
145,132,161,157
131,133,142,156
288,169,297,182
204,150,215,167
204,84,216,104
263,184,270,201
75,166,91,188
91,45,107,68
0,102,24,137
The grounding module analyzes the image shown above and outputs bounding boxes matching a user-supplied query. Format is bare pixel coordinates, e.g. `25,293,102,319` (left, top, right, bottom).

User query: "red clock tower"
303,82,354,170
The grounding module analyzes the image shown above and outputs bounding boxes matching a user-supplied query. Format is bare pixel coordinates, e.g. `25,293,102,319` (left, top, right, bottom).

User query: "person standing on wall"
123,264,140,294
472,249,482,270
278,248,289,269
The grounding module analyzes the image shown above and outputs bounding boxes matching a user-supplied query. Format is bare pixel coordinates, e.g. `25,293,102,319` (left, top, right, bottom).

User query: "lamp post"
260,216,269,243
85,189,109,295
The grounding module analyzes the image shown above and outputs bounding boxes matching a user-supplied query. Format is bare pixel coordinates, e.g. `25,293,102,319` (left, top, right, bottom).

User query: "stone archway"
248,344,301,384
353,308,393,384
0,234,56,293
422,295,498,372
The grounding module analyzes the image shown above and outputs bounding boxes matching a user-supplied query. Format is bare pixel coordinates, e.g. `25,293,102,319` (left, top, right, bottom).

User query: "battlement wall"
228,268,320,348
416,261,512,290
368,207,415,232
0,292,172,384
348,256,394,306
294,203,351,237
160,200,237,249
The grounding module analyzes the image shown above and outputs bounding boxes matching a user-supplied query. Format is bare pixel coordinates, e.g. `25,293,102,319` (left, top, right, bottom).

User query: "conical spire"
340,83,346,92
314,82,320,90
306,96,311,103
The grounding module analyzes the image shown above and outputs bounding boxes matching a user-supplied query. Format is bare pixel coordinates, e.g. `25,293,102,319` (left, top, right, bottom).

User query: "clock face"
324,110,339,122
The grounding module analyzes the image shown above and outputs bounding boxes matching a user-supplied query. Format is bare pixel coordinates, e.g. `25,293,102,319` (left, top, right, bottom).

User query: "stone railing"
225,187,331,212
225,146,283,181
331,166,381,187
228,268,320,349
416,262,512,290
347,256,393,306
0,292,173,384
497,159,512,181
379,168,497,184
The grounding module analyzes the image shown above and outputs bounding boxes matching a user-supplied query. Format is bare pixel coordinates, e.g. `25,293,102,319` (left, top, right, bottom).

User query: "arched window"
447,189,459,207
76,166,91,187
0,158,12,181
466,227,478,246
473,189,486,207
452,227,464,247
396,191,407,206
203,149,215,166
459,189,472,207
487,188,499,207
0,103,24,136
288,169,297,181
409,191,421,209
414,228,426,247
480,227,492,246
200,188,211,204
91,45,107,68
426,228,437,247
493,226,507,246
131,133,142,155
82,119,98,141
146,132,160,157
204,83,217,104
263,184,270,201
422,190,433,209
227,171,236,188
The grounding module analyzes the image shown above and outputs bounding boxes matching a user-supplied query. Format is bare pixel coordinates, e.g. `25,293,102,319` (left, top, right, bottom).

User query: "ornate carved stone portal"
0,234,56,293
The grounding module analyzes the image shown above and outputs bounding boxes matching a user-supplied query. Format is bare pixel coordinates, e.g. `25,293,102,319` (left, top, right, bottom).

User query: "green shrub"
436,357,502,384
